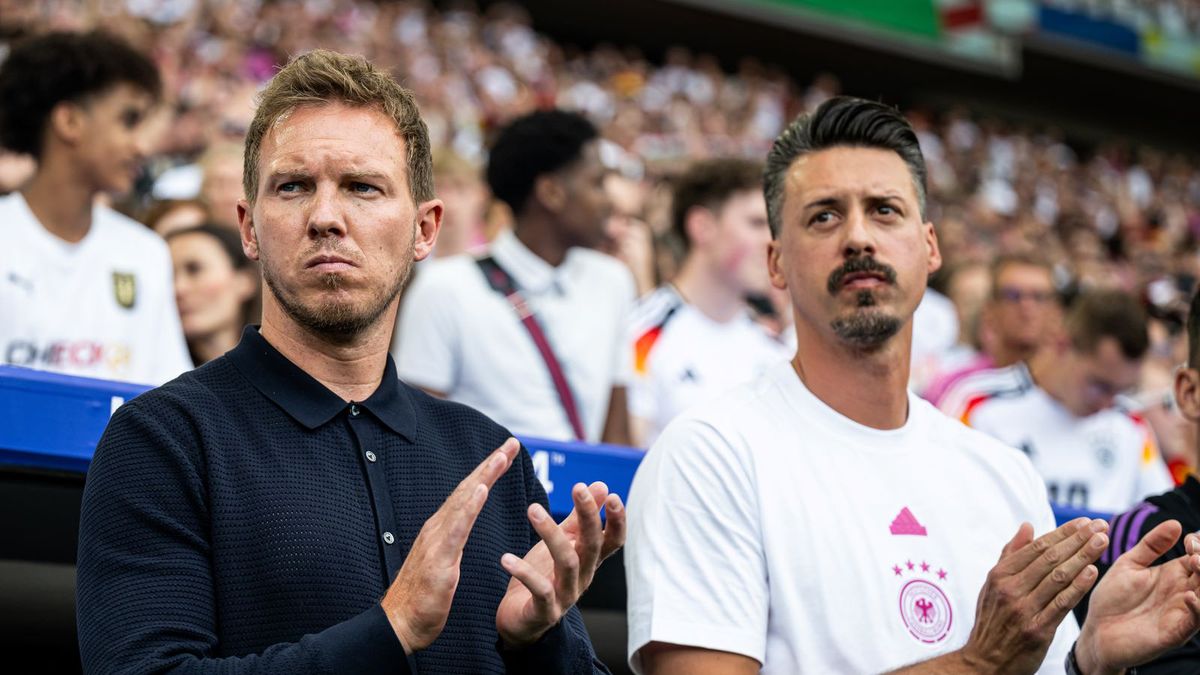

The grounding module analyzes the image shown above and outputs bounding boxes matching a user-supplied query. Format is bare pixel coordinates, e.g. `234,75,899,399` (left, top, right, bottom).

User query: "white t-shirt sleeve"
393,266,460,393
625,413,768,673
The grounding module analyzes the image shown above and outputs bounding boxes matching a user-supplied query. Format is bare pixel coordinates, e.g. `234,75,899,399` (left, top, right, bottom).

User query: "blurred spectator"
429,149,490,258
143,197,208,236
197,141,245,230
0,0,1198,429
603,171,656,297
0,30,190,385
627,158,788,447
940,289,1174,511
942,259,993,370
925,253,1061,403
166,223,258,366
395,110,636,444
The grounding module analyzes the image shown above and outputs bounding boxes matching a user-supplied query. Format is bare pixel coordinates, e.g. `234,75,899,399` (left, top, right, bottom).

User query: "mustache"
826,256,898,295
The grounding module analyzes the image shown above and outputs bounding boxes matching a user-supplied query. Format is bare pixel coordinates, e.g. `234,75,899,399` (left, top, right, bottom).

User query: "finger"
529,503,581,599
501,552,556,619
997,521,1036,564
1119,519,1183,568
572,483,606,571
1002,519,1098,575
1032,563,1098,630
449,438,520,505
599,493,627,561
441,483,490,550
1027,527,1107,608
558,482,610,537
434,439,521,551
1022,519,1108,587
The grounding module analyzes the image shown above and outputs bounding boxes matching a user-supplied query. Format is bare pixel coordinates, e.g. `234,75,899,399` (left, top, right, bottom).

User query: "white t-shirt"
394,230,636,442
625,361,1077,674
1,192,191,385
628,285,789,447
938,363,1174,513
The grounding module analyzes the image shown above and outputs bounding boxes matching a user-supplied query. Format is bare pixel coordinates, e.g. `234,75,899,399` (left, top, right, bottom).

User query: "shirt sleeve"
624,415,768,673
76,402,413,674
499,442,612,674
393,264,460,393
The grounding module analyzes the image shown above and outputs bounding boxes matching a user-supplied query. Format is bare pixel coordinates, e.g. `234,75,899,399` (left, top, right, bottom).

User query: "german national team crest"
113,271,137,309
891,559,953,644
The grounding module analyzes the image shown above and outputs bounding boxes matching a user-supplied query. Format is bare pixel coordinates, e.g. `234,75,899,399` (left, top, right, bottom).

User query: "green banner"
759,0,942,39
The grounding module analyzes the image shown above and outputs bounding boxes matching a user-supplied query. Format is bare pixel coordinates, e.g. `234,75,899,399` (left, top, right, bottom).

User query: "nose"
841,206,876,259
307,184,346,239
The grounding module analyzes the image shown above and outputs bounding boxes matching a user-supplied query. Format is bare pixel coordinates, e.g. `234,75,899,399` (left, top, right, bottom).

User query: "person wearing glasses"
939,289,1175,512
924,253,1060,403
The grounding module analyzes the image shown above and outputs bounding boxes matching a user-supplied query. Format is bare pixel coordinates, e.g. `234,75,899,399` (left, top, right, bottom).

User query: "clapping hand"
495,481,626,648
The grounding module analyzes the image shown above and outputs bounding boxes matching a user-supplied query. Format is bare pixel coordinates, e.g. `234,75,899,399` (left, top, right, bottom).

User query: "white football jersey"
626,361,1076,674
938,363,1173,513
0,192,191,385
627,286,789,446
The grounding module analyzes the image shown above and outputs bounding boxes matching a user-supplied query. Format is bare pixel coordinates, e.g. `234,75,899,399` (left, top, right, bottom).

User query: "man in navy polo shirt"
76,49,624,674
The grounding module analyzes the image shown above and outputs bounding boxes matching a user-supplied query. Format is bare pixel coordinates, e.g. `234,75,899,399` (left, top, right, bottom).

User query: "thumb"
1119,519,1182,568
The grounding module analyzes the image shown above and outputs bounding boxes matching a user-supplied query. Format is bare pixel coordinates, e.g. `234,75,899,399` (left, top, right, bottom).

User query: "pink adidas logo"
890,507,927,536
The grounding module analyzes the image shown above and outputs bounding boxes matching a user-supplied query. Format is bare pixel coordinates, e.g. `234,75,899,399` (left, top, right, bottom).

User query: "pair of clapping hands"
380,438,624,653
893,516,1200,674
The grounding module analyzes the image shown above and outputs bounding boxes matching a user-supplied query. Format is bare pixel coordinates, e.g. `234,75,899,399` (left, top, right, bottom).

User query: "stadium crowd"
7,0,1200,673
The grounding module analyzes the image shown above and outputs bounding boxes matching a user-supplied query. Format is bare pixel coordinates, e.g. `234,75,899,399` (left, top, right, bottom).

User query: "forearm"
81,604,413,675
884,649,993,675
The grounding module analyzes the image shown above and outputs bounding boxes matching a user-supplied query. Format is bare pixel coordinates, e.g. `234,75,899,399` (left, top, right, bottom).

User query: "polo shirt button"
365,450,377,463
349,404,360,417
382,531,395,545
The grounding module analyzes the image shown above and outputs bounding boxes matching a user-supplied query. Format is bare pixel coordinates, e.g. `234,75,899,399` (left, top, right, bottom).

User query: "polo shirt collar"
490,229,570,296
227,326,416,440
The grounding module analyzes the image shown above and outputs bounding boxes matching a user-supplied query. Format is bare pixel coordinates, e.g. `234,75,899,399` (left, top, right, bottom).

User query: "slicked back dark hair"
1066,289,1149,361
672,157,764,251
763,96,927,237
1188,290,1200,368
486,109,598,214
0,30,161,159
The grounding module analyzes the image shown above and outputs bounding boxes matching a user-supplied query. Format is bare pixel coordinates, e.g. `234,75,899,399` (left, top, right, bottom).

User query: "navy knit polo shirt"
76,326,609,674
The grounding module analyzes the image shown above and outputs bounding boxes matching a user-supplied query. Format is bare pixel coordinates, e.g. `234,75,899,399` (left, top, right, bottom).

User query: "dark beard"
261,239,414,344
830,290,902,350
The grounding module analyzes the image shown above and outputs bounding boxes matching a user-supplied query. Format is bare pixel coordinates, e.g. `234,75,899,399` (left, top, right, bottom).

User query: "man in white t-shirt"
939,289,1174,513
628,158,789,447
0,31,190,385
395,110,635,444
626,96,1200,675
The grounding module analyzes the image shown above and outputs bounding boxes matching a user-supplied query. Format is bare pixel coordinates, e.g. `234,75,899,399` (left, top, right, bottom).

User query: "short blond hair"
242,49,434,206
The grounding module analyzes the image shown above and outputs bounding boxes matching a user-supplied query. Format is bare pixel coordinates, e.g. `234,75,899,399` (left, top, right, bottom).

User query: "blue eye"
279,182,302,193
350,182,379,194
